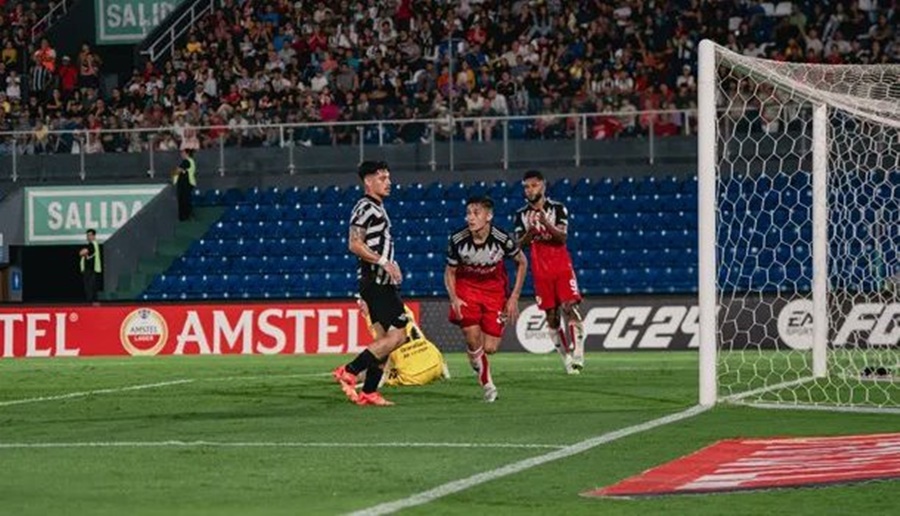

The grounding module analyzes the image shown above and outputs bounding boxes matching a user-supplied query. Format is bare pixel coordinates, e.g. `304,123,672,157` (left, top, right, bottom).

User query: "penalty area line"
347,405,709,516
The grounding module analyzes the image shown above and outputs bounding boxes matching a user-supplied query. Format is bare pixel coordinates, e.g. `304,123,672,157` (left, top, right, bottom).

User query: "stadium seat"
143,175,756,299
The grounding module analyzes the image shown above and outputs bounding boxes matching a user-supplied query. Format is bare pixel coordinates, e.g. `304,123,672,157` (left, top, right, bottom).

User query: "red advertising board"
0,302,420,358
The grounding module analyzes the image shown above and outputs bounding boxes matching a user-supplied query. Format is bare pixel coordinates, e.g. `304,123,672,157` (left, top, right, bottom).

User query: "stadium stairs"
101,206,224,301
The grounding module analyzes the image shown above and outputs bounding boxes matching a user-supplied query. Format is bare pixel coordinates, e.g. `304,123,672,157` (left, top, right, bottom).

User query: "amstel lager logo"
120,308,168,356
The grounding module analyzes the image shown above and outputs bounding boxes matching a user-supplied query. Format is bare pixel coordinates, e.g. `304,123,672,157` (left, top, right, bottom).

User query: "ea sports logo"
777,299,813,350
120,308,168,356
515,304,555,354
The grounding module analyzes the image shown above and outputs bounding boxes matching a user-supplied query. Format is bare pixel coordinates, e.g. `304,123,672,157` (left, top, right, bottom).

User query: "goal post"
697,39,900,413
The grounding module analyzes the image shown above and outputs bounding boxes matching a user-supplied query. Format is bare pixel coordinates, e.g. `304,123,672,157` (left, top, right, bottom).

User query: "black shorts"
360,282,409,331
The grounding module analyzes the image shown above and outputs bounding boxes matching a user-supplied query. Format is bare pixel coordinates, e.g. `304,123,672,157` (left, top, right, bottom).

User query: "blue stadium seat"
145,173,830,299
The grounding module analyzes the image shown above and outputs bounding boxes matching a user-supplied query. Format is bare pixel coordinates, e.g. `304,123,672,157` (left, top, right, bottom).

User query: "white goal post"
697,39,900,413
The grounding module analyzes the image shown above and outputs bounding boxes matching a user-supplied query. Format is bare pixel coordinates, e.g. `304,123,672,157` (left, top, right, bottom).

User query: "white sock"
550,328,572,365
569,320,585,364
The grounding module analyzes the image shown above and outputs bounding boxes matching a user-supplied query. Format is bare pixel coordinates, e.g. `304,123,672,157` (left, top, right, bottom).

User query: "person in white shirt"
5,71,20,100
463,90,488,141
805,28,824,56
310,70,329,92
675,65,695,91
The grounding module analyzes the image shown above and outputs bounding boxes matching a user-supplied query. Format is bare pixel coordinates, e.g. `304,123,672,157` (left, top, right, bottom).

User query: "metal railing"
30,0,76,42
141,0,217,62
0,109,700,181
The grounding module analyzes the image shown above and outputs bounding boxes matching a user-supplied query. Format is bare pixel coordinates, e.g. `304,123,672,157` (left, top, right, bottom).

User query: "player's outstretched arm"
505,251,528,322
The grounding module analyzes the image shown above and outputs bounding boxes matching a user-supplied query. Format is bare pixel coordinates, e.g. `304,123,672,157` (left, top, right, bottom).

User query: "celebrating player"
332,161,409,406
515,170,585,374
445,195,528,402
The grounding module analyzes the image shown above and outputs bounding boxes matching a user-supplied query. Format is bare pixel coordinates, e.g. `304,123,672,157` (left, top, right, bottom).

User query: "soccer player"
332,161,409,406
445,195,528,402
515,170,585,374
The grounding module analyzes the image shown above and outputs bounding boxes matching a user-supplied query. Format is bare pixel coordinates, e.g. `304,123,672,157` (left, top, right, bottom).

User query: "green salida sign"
25,185,166,244
95,0,185,45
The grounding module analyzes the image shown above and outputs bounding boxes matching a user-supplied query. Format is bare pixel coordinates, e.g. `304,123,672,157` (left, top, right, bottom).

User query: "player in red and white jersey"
445,195,528,402
514,170,585,374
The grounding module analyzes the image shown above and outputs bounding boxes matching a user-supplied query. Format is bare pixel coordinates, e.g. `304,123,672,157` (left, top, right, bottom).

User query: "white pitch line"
737,401,900,415
0,379,194,407
201,372,330,383
0,372,330,408
0,441,565,450
348,405,709,516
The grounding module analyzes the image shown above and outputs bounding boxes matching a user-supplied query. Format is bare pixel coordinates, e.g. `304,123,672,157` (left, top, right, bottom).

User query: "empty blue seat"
145,174,810,299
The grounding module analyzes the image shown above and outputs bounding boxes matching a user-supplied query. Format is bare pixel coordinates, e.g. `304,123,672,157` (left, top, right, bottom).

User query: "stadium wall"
0,189,25,245
0,138,701,185
102,185,178,294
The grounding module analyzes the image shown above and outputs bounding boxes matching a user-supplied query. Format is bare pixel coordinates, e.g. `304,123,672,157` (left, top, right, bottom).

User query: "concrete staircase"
102,206,224,301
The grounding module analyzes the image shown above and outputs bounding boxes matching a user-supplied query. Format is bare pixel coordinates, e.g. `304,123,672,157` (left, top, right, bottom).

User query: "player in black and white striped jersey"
350,191,395,286
332,161,409,407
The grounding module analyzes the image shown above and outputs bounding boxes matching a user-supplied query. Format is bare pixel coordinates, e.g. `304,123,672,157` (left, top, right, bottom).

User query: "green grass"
0,353,896,516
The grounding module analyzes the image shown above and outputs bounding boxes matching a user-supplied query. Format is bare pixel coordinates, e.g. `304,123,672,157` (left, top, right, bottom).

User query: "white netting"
711,45,899,411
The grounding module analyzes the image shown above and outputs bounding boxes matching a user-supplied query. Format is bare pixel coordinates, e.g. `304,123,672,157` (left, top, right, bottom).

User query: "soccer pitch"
0,353,896,515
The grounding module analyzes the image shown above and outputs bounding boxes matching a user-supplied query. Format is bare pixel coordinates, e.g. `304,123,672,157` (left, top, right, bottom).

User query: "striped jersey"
446,225,521,293
350,194,395,286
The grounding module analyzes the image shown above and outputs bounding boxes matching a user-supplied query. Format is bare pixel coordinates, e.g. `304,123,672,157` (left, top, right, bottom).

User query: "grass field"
0,352,897,516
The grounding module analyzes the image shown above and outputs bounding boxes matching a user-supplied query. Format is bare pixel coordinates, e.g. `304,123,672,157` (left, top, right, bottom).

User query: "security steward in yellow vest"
79,229,101,303
173,148,197,221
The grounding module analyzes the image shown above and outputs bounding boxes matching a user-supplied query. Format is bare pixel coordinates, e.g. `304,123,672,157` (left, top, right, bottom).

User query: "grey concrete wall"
103,186,178,293
0,137,699,185
0,189,24,245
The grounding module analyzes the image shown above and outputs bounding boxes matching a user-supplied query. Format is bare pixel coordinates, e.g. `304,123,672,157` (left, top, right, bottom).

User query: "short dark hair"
466,195,494,211
86,229,96,236
358,160,389,180
523,170,544,182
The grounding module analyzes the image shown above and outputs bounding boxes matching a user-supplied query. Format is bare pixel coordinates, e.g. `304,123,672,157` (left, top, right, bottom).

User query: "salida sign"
95,0,186,44
0,302,419,358
25,185,165,244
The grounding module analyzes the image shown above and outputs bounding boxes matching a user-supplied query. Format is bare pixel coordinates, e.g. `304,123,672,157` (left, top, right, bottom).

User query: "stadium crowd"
1,0,898,154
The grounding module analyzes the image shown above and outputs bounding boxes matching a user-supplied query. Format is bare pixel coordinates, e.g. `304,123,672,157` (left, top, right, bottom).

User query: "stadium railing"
141,0,218,62
0,109,699,181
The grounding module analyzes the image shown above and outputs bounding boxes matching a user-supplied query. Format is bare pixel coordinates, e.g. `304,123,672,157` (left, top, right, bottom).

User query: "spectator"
0,0,893,156
57,55,78,96
34,38,55,73
1,39,17,69
77,43,102,92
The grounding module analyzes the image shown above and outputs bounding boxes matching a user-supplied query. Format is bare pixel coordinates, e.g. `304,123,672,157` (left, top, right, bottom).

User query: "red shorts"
449,286,506,338
534,267,582,311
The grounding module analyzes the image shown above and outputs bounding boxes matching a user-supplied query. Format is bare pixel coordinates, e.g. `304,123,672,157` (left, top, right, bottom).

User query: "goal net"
697,40,900,413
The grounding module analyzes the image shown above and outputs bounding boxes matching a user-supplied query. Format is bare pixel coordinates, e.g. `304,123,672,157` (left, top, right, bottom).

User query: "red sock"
557,327,572,353
467,346,493,387
479,352,493,387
